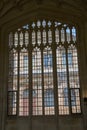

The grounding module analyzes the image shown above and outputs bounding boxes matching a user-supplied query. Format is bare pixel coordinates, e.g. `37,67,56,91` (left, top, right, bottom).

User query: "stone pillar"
83,98,87,130
0,27,4,130
0,27,2,130
0,26,8,130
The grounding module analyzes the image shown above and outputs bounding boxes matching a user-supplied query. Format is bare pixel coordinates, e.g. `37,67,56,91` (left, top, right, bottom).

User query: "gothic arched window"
7,20,81,116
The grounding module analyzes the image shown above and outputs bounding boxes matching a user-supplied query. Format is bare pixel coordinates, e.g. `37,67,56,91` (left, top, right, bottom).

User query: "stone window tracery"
8,20,81,116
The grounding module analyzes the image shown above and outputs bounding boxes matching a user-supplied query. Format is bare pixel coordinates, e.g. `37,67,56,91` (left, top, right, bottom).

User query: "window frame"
7,20,81,116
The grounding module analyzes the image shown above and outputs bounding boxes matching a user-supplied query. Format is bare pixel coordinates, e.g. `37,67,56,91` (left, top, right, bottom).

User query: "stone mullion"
51,22,58,116
63,25,71,114
28,25,33,117
70,26,73,44
28,25,33,130
13,32,17,116
40,26,45,115
16,31,20,116
46,21,48,46
52,21,59,130
59,26,61,44
64,27,67,43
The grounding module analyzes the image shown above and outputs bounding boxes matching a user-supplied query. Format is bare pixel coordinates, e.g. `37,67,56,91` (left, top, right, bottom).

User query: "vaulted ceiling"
0,0,87,27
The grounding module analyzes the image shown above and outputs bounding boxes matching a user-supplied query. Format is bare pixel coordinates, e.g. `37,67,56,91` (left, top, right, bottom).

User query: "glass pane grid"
19,49,29,116
43,48,55,115
56,46,69,115
70,89,81,114
32,48,42,115
8,91,17,115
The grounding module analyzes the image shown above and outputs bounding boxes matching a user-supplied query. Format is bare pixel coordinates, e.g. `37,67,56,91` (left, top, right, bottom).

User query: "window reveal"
8,20,81,116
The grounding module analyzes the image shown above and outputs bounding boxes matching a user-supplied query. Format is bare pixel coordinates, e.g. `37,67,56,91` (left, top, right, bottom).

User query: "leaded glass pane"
56,46,69,115
32,47,42,115
43,47,55,115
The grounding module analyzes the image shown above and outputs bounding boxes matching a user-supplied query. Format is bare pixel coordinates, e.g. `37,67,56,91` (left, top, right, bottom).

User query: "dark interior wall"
0,1,87,130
